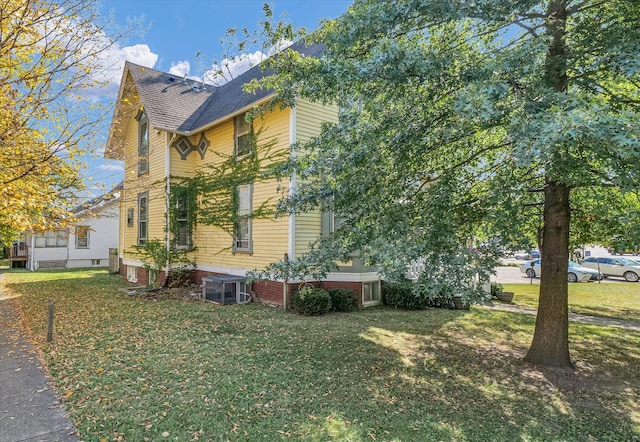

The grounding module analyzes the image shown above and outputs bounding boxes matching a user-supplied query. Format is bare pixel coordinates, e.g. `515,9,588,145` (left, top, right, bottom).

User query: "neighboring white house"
22,187,120,271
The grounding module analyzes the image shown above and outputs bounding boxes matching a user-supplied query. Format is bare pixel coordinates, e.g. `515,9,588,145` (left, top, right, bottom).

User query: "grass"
502,282,640,321
3,269,640,441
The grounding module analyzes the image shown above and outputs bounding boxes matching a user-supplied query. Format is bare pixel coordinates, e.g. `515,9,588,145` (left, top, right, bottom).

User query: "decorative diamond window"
197,133,209,159
174,138,192,159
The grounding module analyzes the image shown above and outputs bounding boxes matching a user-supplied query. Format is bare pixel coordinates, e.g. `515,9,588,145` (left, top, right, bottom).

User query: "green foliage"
292,286,332,316
5,269,640,441
256,0,640,366
172,115,286,240
128,238,191,287
384,282,452,310
327,288,357,312
490,282,504,297
384,282,428,309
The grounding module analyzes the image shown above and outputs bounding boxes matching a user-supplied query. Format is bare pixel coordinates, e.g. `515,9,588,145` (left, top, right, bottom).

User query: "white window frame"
234,113,252,159
138,192,148,245
362,281,382,307
174,193,191,249
127,265,137,283
75,226,89,248
137,110,149,175
233,184,252,253
34,231,68,248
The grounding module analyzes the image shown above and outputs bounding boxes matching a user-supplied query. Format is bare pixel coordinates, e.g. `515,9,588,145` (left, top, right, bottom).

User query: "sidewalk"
0,273,78,442
484,302,640,332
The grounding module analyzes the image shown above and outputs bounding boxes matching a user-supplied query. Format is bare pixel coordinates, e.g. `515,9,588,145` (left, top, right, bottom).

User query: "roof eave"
186,93,276,135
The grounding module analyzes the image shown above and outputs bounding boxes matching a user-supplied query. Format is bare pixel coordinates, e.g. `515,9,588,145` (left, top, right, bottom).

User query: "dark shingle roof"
126,63,214,133
127,41,325,135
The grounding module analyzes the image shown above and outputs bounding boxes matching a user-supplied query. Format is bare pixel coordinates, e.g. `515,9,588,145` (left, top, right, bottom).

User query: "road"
493,264,626,284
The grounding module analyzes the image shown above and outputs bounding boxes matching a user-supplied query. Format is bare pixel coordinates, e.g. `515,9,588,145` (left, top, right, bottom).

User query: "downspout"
29,231,35,271
165,132,175,287
284,106,297,310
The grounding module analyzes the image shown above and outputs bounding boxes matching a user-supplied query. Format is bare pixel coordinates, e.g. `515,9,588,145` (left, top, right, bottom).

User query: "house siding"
191,107,291,270
110,62,382,304
120,97,168,266
293,99,339,258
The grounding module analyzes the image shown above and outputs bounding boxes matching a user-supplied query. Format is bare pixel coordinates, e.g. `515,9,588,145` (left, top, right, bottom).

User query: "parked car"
514,250,540,260
519,259,602,282
581,257,640,282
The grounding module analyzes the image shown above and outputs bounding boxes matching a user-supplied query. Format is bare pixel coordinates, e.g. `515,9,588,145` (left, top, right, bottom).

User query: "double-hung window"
233,184,252,253
234,113,252,159
174,193,191,249
138,192,148,245
137,110,149,175
34,231,68,248
75,226,89,248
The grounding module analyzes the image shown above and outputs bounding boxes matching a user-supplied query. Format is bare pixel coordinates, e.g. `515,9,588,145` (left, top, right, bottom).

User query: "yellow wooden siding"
119,98,168,262
293,99,339,258
170,134,200,178
192,107,291,270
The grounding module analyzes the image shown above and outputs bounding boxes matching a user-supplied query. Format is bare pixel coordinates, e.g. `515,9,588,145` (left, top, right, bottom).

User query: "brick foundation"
119,267,376,308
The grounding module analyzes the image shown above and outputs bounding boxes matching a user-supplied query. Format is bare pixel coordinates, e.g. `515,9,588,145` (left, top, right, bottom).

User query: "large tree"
255,0,640,368
0,0,130,242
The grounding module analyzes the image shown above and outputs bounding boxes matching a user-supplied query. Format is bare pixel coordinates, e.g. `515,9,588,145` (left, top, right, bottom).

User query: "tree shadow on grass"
344,307,640,441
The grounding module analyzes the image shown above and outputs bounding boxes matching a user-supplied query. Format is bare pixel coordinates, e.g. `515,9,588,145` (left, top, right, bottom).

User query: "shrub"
384,282,430,309
292,286,332,316
328,288,357,312
490,282,503,298
166,266,196,288
384,282,451,309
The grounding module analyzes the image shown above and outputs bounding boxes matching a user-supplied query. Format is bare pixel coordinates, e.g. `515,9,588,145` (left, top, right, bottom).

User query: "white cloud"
203,40,291,86
204,50,267,85
86,42,158,99
168,60,191,78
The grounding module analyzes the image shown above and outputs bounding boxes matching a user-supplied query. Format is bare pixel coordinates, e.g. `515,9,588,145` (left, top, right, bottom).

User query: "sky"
85,0,352,196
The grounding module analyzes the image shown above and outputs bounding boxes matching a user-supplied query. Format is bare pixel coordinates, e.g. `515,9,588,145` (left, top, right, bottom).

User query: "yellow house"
105,42,382,307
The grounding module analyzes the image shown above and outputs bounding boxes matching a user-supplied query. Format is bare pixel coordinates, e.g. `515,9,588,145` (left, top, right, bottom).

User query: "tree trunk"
523,0,573,369
524,181,572,368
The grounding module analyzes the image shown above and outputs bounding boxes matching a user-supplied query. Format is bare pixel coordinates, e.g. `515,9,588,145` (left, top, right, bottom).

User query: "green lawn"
3,269,640,441
502,282,640,321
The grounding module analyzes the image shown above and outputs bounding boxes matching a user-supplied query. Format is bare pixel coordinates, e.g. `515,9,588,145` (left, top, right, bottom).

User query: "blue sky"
87,0,351,196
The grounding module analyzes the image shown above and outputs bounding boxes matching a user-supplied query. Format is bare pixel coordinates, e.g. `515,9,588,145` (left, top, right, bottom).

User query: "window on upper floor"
75,226,89,248
136,109,149,175
138,192,148,245
233,184,252,253
234,113,252,159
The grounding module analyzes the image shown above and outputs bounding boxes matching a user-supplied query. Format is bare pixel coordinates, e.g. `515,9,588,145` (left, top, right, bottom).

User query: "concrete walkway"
0,273,78,442
485,302,640,332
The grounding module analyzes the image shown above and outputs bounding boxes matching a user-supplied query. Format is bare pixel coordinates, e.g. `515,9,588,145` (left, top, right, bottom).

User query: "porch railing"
9,243,28,259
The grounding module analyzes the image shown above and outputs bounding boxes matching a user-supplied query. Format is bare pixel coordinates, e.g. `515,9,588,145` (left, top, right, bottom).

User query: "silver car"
581,257,640,282
519,259,602,282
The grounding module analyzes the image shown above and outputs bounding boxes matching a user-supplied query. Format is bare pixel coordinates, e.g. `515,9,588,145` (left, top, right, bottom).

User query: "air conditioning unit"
202,275,250,304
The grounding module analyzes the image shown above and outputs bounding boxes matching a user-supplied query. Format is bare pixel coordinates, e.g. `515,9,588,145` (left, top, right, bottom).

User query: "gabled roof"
105,41,325,160
73,182,122,217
